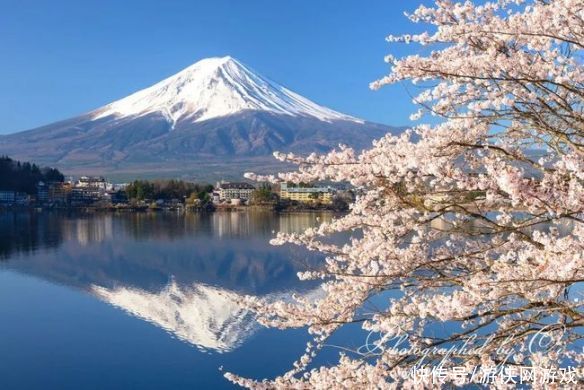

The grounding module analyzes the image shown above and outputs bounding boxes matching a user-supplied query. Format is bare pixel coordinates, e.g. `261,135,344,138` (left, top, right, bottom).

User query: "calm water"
0,210,354,389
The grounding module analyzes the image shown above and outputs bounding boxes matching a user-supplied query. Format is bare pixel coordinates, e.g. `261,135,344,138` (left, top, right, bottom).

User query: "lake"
0,210,352,389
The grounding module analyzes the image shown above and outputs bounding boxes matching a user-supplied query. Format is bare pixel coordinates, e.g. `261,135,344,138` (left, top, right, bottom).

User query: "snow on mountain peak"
92,56,363,125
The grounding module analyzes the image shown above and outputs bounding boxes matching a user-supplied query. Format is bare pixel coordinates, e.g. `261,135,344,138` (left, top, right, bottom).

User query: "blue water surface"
0,211,347,389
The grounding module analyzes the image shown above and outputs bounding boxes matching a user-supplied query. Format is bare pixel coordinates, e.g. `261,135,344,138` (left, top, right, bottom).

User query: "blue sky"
0,0,430,134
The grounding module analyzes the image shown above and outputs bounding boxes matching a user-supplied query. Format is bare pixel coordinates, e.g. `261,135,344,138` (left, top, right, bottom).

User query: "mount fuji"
0,56,397,180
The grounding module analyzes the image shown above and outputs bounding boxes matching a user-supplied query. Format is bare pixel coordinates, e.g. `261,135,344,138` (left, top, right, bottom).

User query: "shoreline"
0,204,345,214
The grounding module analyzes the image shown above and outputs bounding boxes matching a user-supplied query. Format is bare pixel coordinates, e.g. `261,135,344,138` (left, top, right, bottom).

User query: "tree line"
0,156,64,195
125,179,213,201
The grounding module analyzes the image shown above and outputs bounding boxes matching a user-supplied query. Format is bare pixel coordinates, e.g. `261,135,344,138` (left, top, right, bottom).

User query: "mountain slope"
0,56,399,180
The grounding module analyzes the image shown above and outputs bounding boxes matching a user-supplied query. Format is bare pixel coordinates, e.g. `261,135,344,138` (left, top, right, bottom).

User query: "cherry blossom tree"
227,0,583,387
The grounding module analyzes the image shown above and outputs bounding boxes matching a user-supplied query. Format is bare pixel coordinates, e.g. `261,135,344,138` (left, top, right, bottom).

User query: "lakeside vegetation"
0,156,64,195
0,156,349,212
125,179,213,202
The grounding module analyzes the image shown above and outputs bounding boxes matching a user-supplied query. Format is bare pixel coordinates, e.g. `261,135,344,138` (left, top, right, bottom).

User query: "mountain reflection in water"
0,211,332,352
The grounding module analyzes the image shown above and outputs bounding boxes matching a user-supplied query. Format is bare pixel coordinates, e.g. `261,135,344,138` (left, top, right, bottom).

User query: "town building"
69,187,103,205
48,182,72,205
0,190,28,205
37,181,73,205
76,176,111,191
211,192,221,203
37,182,49,203
68,176,114,205
217,182,255,202
0,191,14,203
280,183,333,204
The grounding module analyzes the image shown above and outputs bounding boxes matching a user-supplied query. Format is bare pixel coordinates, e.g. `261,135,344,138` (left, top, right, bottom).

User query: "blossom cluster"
228,0,583,388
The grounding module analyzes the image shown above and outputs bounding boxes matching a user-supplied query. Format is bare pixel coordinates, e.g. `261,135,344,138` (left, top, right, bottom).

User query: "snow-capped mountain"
93,56,361,126
0,56,398,179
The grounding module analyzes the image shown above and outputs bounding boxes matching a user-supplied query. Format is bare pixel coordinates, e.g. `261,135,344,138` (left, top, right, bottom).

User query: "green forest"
0,156,64,194
125,179,213,201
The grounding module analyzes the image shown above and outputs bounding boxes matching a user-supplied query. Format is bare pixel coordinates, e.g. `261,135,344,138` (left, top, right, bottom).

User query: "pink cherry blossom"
229,0,583,387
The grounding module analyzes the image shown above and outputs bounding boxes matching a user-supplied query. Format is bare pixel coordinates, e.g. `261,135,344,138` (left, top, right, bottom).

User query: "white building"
76,176,112,191
217,182,255,202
